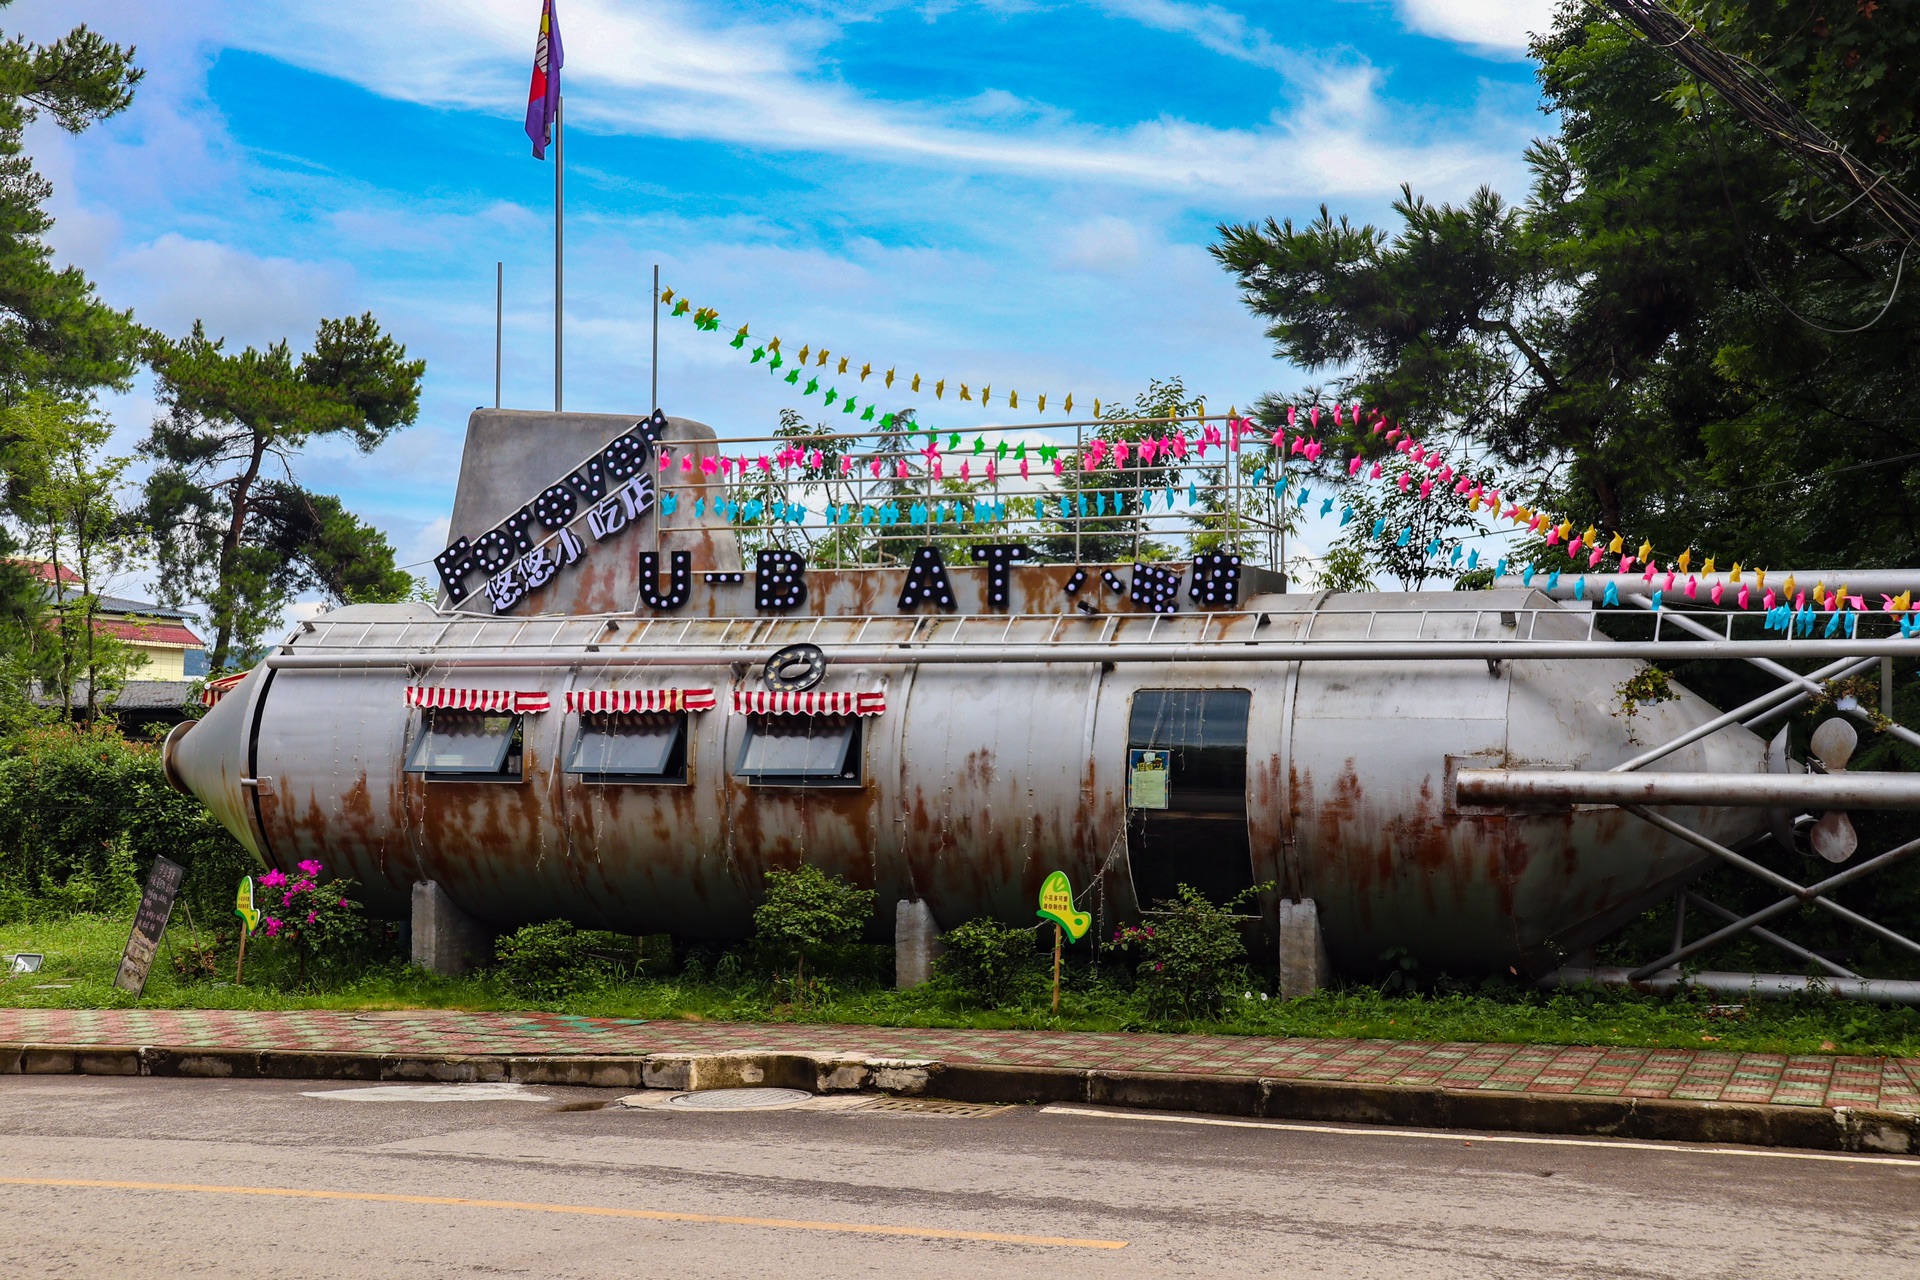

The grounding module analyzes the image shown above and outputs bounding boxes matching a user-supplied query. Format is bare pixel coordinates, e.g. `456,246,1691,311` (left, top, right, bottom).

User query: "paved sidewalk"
4,1007,1917,1114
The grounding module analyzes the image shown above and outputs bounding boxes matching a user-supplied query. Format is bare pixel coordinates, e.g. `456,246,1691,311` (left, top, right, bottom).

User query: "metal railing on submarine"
260,578,1920,1004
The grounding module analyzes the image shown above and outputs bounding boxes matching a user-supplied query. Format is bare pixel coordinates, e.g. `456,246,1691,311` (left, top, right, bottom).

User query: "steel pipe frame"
1609,654,1878,773
1622,810,1920,980
1541,966,1920,1006
265,636,1920,672
1627,593,1920,752
1682,891,1858,980
1456,769,1920,809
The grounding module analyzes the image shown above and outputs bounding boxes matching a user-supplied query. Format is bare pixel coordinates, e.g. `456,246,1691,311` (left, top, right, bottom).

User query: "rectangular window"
1125,689,1253,909
735,715,862,787
405,711,522,780
566,712,688,783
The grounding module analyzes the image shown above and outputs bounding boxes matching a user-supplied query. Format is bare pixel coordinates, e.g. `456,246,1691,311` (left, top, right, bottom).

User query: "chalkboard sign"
113,856,185,997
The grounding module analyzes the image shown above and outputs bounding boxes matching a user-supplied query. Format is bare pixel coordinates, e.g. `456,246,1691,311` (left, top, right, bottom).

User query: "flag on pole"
525,0,564,159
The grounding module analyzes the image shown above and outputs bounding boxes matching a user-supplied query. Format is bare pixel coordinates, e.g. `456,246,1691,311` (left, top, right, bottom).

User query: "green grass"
5,911,1920,1058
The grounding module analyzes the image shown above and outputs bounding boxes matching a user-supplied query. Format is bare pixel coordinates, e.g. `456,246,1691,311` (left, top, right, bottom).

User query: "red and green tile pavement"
4,1007,1918,1113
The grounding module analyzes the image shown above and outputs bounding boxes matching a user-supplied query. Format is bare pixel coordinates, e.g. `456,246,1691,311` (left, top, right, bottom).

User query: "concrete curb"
4,1040,1915,1156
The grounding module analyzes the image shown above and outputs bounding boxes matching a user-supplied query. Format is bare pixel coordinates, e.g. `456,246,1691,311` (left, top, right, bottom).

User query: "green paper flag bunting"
861,405,876,421
824,388,838,405
948,433,961,450
785,370,799,384
805,377,819,395
750,347,766,363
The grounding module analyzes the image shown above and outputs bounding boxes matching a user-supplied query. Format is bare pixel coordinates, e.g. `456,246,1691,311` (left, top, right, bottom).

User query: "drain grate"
665,1087,813,1111
855,1097,1010,1118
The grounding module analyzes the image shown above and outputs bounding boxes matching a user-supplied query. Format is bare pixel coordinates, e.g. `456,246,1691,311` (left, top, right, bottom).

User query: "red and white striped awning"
405,686,552,714
566,688,717,714
199,671,246,708
731,690,886,717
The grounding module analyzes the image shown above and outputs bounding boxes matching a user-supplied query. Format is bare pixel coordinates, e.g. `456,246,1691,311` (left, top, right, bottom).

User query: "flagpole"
494,261,503,409
650,263,659,413
554,94,564,413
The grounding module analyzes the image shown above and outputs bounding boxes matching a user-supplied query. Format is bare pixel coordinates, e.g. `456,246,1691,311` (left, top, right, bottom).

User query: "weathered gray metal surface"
169,580,1776,975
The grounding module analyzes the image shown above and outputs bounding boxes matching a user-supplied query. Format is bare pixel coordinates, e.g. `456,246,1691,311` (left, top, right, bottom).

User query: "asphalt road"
1,1076,1915,1279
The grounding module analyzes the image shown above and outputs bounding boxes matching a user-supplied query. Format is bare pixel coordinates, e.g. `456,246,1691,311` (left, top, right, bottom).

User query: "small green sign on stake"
1036,871,1090,1015
234,875,260,986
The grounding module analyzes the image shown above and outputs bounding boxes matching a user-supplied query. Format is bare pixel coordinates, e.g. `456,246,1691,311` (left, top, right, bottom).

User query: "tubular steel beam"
1684,892,1858,980
1623,813,1920,979
1629,596,1920,753
1542,966,1920,1006
1610,654,1876,773
266,637,1920,672
1456,769,1920,809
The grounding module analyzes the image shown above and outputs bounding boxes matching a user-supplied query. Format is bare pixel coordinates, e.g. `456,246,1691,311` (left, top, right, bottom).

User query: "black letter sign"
638,550,691,611
970,544,1028,610
756,549,808,611
898,545,957,611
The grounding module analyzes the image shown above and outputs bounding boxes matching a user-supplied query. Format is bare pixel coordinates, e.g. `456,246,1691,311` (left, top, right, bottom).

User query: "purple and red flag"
525,0,564,159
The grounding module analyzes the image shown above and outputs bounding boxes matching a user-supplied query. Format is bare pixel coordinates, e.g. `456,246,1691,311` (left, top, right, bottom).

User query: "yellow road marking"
0,1176,1126,1250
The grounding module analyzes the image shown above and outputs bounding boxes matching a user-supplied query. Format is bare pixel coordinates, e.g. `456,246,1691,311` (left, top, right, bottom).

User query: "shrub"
495,919,609,1001
0,721,256,924
1113,882,1265,1020
752,865,875,1000
936,918,1034,1007
253,859,370,983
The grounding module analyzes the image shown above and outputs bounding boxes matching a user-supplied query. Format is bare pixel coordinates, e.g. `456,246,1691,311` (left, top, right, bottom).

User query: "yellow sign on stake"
1035,871,1090,941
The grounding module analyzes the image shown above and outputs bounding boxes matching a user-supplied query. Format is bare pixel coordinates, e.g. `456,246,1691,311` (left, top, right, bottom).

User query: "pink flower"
306,911,317,925
260,870,287,888
292,880,316,895
297,859,323,876
263,918,283,937
337,898,348,907
282,891,295,907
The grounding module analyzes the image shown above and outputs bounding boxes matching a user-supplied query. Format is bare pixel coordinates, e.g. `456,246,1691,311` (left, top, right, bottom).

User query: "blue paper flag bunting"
1341,505,1355,527
1320,498,1335,517
1573,577,1586,600
1601,581,1619,606
661,493,677,515
1396,527,1412,547
1547,570,1561,591
694,497,706,518
1522,565,1536,586
1372,517,1387,539
1466,549,1478,570
1651,590,1663,611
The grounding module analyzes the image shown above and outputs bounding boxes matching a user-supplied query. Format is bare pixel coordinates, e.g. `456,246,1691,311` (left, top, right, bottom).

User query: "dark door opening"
1125,688,1254,910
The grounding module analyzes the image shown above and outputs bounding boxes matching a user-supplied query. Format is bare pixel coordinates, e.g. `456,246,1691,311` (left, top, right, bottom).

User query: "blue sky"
16,0,1555,607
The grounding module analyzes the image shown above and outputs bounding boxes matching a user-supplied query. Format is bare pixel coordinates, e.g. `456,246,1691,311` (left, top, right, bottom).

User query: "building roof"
93,617,204,647
16,561,205,644
31,679,197,712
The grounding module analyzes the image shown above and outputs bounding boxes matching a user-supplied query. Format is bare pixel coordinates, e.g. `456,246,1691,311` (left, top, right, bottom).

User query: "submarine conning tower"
169,406,1911,982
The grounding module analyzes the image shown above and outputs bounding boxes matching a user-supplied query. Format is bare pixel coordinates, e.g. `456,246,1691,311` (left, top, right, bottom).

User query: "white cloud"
1394,0,1556,55
113,233,353,346
207,0,1524,200
1055,215,1143,275
1092,0,1292,71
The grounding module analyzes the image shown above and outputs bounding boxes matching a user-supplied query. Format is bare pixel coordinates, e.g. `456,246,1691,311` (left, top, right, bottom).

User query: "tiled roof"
93,618,204,647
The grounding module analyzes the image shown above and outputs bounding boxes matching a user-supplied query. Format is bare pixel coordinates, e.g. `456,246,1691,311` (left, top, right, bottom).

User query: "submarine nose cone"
163,668,267,861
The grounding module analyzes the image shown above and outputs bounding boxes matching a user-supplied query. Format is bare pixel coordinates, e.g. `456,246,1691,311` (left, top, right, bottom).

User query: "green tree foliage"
750,864,875,998
0,6,143,399
1212,2,1920,577
139,316,425,669
2,391,137,717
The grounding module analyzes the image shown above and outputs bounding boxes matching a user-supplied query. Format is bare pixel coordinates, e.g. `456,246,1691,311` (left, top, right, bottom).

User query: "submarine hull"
176,586,1765,976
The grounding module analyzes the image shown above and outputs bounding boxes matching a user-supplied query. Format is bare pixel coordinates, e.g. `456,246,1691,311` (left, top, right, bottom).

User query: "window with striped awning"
731,690,886,717
566,688,716,714
405,687,551,714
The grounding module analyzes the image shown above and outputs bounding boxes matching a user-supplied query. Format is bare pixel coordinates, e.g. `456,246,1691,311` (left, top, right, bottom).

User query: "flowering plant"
255,859,367,981
1108,882,1271,1020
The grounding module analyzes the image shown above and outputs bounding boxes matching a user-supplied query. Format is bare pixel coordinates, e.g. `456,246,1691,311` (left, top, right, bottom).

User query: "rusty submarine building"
162,407,1920,995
